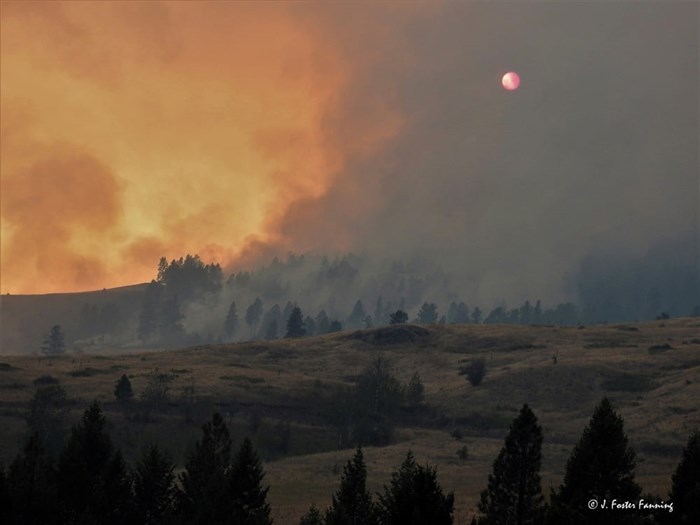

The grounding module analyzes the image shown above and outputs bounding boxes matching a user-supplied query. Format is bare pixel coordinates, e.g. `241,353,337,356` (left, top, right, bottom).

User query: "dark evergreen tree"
669,430,700,524
133,445,176,525
245,298,264,338
471,307,483,324
478,404,544,525
114,374,134,402
26,384,69,458
57,402,132,524
305,316,317,336
159,294,185,341
178,412,232,524
416,302,438,324
329,320,343,333
389,310,408,325
325,447,376,525
286,306,306,338
224,301,239,339
484,306,507,324
519,300,533,325
550,398,641,525
316,310,330,335
347,300,367,329
447,302,459,324
282,301,295,325
6,433,59,525
532,300,542,324
376,451,454,525
228,438,272,524
406,372,424,408
299,504,323,525
374,297,385,326
461,359,486,387
265,319,278,340
456,302,470,323
41,325,65,355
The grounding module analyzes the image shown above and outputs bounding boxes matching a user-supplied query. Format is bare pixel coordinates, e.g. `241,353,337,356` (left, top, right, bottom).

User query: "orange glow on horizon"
0,1,371,294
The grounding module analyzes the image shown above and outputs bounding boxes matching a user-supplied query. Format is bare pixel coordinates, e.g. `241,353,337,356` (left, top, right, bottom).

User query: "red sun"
501,71,520,91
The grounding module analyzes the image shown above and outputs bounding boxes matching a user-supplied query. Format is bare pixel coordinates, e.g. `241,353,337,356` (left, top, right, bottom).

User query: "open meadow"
1,318,698,524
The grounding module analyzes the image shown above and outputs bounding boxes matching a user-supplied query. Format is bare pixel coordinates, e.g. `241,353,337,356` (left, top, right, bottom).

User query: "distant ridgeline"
1,251,698,354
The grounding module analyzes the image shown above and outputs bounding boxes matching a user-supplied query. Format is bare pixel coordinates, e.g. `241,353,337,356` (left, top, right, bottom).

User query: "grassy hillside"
0,319,698,524
0,284,147,354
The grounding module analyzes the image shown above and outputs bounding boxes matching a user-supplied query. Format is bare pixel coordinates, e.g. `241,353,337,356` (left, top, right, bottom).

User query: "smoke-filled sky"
1,1,698,303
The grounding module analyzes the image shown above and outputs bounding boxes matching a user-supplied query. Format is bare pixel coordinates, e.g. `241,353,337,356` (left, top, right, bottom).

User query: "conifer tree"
228,438,272,524
224,301,239,339
286,306,306,338
669,430,700,524
133,445,176,525
325,447,376,525
178,412,232,524
550,397,641,525
7,433,59,524
41,325,65,355
478,404,544,525
416,302,438,324
299,504,323,525
114,374,134,402
57,402,131,524
376,451,454,525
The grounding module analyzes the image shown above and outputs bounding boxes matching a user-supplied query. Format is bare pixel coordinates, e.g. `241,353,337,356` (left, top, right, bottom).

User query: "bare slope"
0,319,698,523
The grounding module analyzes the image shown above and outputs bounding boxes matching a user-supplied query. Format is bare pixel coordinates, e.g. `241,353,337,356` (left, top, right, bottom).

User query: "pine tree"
114,374,134,402
41,325,65,355
406,372,425,408
133,445,176,525
325,447,376,525
178,412,232,524
550,397,641,525
416,302,438,324
228,438,272,524
7,433,59,524
57,402,132,524
471,307,483,324
389,310,408,325
299,504,323,525
245,298,264,338
224,301,239,339
376,451,454,525
347,300,367,329
669,430,700,524
478,404,544,525
286,306,306,338
265,319,278,340
316,310,330,335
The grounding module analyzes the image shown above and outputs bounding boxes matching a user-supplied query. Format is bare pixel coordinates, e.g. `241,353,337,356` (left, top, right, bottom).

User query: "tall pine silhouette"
178,412,232,524
549,397,641,525
376,451,454,525
228,437,272,524
478,404,544,525
669,430,700,524
57,402,132,524
325,447,376,525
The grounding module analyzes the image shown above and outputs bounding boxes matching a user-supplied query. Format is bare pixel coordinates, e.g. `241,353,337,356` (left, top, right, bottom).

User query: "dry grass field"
1,318,698,524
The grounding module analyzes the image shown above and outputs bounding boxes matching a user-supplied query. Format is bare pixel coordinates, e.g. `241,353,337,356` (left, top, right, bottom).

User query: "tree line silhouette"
2,398,698,524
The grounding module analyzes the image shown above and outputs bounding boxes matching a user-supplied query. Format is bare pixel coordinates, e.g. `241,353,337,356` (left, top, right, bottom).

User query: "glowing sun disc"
502,71,520,91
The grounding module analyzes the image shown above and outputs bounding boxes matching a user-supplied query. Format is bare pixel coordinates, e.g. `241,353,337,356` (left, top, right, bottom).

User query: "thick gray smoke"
257,1,698,309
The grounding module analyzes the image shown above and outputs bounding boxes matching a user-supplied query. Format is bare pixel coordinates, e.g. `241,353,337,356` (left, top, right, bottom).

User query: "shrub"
461,359,486,387
457,445,469,462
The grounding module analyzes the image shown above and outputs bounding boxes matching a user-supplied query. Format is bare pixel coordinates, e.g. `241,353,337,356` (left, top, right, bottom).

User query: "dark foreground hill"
0,319,698,523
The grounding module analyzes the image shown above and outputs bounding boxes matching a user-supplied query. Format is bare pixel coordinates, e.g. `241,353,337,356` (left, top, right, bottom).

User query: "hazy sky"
1,1,697,301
